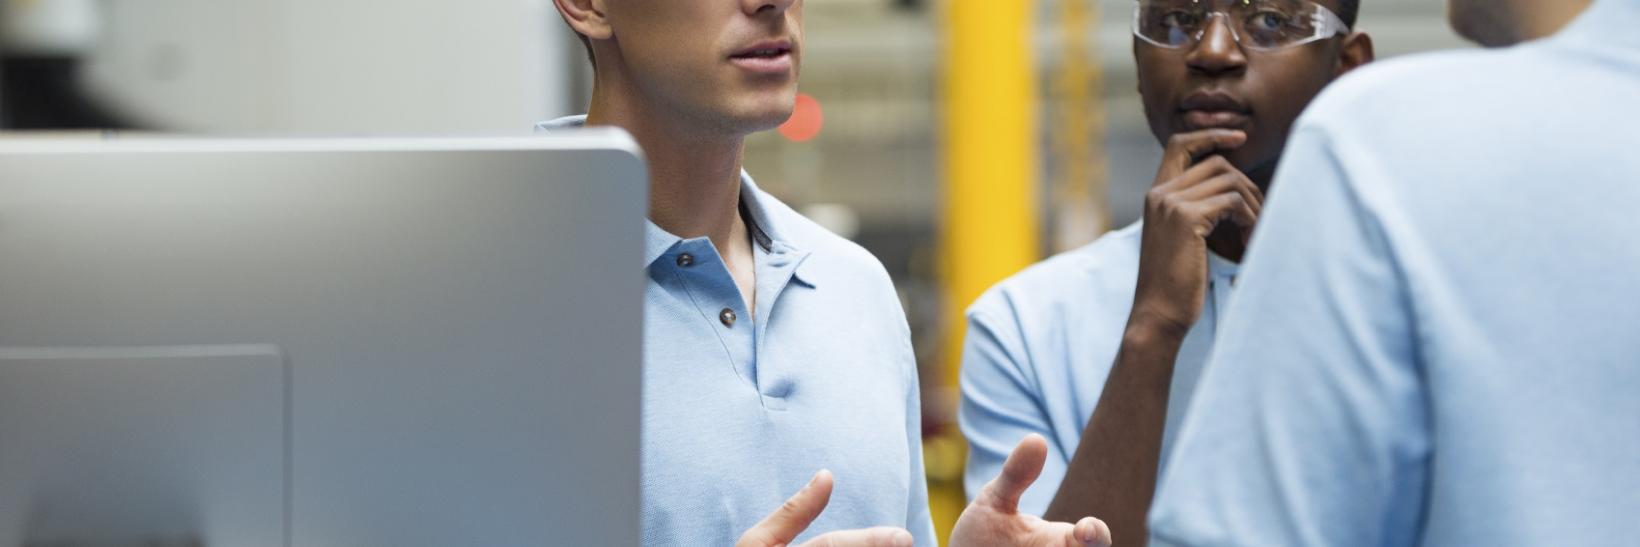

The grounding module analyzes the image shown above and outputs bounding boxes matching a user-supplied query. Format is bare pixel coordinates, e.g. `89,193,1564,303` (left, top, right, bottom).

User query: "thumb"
739,470,835,547
975,434,1049,515
1069,516,1113,547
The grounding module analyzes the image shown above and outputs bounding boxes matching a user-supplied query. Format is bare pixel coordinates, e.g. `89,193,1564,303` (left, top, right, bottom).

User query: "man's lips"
729,40,795,74
1179,91,1251,129
1181,110,1251,129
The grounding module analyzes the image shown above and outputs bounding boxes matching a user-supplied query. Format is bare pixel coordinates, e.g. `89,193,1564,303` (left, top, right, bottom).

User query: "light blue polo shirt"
538,117,936,547
1148,1,1640,545
957,222,1239,515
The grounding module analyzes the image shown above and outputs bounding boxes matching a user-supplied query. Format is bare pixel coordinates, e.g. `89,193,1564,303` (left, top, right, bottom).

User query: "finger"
1176,171,1264,216
1072,517,1113,547
1158,130,1247,182
741,470,835,547
1195,192,1259,230
1214,167,1264,214
801,527,915,547
1152,155,1240,195
975,433,1049,514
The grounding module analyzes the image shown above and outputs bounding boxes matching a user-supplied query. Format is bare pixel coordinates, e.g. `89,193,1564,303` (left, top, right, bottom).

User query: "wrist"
1124,308,1193,345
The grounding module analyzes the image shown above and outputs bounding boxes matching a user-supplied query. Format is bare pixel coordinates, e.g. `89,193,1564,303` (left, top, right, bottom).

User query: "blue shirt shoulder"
957,223,1142,514
753,185,911,335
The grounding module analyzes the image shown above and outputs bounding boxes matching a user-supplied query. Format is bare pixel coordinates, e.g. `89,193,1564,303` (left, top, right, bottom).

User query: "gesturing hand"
950,434,1113,547
737,470,916,547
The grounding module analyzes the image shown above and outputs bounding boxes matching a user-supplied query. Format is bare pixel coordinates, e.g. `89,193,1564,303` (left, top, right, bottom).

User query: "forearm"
1043,318,1187,545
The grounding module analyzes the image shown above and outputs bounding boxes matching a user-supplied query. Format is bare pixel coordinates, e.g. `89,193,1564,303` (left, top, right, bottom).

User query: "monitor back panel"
0,135,647,546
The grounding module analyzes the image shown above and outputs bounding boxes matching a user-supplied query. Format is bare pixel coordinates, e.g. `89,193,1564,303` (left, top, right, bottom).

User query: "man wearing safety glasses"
958,0,1372,543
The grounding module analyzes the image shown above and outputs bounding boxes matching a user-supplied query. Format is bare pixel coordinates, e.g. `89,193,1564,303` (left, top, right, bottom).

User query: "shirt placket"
668,239,758,386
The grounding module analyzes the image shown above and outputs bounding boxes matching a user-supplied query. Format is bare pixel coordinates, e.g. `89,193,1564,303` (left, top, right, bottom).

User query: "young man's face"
1134,0,1355,179
602,0,803,135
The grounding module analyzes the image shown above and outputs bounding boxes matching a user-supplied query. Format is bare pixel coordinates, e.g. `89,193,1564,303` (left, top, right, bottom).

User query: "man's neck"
1515,0,1594,43
585,73,749,250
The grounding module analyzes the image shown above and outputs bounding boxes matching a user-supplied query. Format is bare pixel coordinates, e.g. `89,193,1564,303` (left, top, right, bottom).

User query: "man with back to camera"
958,0,1372,543
1146,0,1640,545
545,0,1114,545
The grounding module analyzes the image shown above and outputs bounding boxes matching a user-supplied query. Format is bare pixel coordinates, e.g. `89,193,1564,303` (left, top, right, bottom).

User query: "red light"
778,93,824,143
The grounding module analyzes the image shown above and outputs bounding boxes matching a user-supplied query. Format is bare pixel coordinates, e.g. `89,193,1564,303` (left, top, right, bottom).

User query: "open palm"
950,434,1113,547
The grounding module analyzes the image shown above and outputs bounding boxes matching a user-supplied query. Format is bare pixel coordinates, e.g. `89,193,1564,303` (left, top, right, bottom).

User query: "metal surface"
0,132,647,546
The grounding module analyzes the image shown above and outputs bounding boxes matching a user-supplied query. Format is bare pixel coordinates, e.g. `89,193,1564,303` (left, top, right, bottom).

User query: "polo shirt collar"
535,115,819,287
644,175,818,288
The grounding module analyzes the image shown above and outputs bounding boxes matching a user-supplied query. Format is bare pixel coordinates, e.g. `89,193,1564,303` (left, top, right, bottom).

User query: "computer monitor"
0,133,647,546
0,345,288,546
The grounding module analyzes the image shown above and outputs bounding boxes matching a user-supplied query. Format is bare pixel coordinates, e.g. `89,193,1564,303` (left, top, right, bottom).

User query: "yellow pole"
928,0,1040,541
940,1,1040,309
1052,0,1110,251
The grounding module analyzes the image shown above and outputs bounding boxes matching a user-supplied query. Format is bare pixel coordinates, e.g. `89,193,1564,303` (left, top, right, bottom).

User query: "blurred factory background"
0,0,1466,540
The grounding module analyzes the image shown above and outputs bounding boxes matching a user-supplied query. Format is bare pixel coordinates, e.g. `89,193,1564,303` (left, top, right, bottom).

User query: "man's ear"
554,0,613,41
1335,31,1376,76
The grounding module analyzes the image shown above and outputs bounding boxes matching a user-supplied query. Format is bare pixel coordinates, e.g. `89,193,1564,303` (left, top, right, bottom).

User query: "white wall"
80,0,579,134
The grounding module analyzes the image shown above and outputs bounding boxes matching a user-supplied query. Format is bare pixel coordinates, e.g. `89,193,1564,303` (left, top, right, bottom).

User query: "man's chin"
722,104,797,135
749,111,794,133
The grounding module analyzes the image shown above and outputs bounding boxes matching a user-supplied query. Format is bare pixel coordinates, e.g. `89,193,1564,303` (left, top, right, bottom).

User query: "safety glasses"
1133,0,1351,51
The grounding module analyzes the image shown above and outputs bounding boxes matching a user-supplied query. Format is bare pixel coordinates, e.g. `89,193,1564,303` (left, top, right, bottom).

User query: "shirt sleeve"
957,298,1068,516
894,304,939,547
1147,127,1433,547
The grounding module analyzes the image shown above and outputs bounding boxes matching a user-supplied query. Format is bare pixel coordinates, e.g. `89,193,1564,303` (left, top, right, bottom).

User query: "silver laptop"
0,133,646,546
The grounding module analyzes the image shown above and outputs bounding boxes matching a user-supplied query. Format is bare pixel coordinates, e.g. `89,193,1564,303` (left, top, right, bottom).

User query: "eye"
1161,10,1202,28
1248,11,1291,31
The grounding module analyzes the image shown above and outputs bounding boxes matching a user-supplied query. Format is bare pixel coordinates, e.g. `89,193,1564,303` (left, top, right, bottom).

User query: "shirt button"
719,308,737,327
676,253,695,268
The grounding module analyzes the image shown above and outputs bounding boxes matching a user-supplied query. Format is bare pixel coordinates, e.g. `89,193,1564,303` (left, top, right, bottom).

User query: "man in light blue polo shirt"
959,0,1373,540
547,0,1110,546
1148,0,1640,545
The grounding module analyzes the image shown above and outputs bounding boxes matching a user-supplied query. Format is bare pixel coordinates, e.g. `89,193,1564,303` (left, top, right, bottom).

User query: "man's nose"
1186,14,1249,76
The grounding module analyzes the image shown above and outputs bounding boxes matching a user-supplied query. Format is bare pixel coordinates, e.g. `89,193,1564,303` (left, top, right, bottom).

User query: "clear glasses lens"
1135,0,1335,50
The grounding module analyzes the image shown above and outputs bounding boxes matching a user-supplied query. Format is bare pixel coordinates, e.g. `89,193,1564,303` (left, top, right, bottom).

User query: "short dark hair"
1336,0,1360,29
